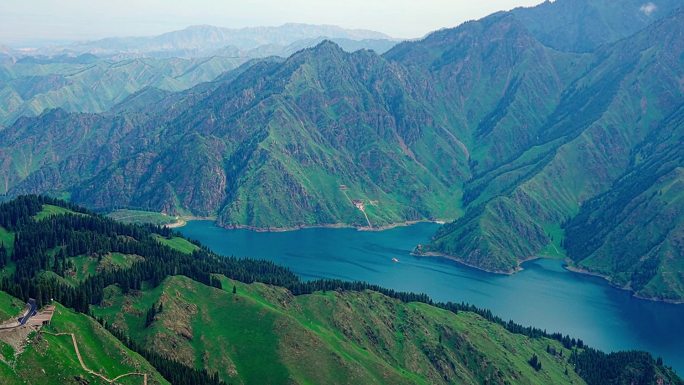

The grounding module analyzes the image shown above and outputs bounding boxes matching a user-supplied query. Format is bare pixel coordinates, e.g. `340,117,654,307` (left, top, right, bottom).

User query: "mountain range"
0,55,242,126
422,3,684,302
0,0,682,303
10,23,398,59
0,24,399,126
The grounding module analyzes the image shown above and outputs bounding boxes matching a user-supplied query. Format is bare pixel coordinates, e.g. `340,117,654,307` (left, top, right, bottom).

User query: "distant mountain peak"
283,39,346,62
312,39,344,52
184,24,220,30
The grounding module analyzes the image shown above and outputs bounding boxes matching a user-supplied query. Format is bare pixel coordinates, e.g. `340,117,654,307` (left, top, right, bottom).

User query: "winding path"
42,331,147,385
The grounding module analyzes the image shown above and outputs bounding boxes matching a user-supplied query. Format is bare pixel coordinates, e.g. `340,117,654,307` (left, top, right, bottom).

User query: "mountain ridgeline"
0,55,242,126
0,24,399,127
0,196,680,385
0,0,682,301
30,23,395,58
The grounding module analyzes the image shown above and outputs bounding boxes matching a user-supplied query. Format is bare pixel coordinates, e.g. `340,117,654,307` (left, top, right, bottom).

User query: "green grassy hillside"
563,106,684,301
152,234,200,254
0,290,23,322
0,226,14,256
0,292,169,385
33,204,80,221
107,209,178,226
95,275,586,385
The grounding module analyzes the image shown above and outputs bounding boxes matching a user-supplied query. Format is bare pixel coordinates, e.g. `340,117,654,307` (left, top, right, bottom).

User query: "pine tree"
0,243,6,268
529,354,542,371
145,305,157,327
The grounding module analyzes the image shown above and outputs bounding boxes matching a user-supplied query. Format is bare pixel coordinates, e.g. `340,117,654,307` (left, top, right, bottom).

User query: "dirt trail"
359,207,372,228
113,372,148,385
43,331,147,385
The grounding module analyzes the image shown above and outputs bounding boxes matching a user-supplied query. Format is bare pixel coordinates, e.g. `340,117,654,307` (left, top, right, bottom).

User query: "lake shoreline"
413,251,544,275
174,217,684,306
164,215,216,229
416,250,684,305
208,219,449,233
564,263,684,305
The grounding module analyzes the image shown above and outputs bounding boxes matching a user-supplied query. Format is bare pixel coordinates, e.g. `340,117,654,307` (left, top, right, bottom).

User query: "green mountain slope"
0,55,241,126
3,10,587,228
424,9,684,286
95,275,586,385
0,292,169,385
563,105,684,302
386,12,590,176
3,41,472,228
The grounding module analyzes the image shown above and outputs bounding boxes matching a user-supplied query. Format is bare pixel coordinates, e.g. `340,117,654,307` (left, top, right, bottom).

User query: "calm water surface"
180,221,684,373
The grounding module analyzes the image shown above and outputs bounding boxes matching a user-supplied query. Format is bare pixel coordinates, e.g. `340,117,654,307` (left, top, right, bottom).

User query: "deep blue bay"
180,221,684,373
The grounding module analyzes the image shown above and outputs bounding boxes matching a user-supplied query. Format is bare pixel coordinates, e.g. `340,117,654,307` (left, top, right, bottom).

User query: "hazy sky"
1,0,544,46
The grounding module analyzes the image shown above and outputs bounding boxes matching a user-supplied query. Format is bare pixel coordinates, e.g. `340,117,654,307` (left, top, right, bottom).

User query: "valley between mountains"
0,1,683,384
0,1,682,303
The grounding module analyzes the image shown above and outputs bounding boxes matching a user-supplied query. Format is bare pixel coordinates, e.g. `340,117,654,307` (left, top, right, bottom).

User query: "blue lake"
180,221,684,373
